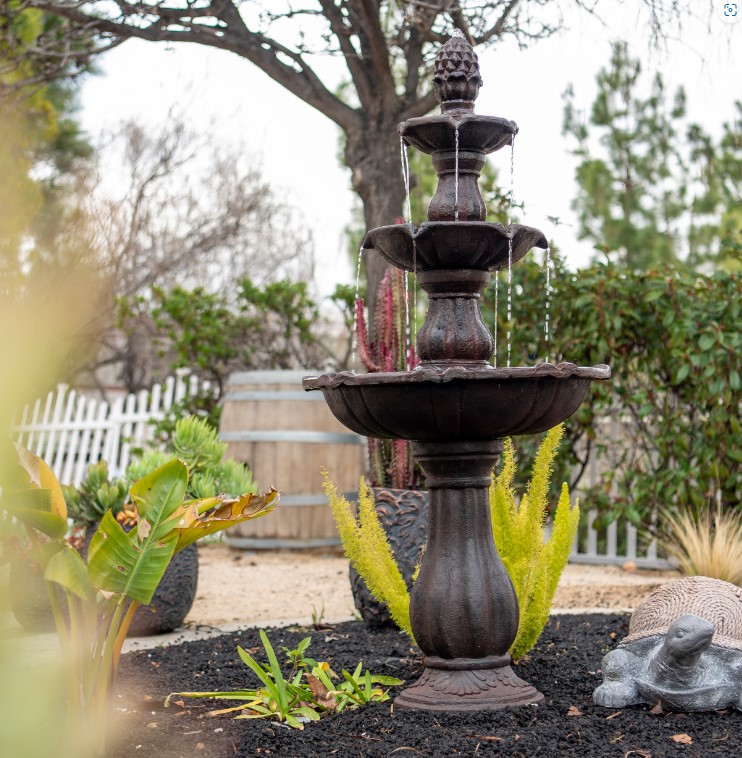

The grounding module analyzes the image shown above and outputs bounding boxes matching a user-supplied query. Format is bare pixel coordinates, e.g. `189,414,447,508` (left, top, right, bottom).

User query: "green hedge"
480,258,741,528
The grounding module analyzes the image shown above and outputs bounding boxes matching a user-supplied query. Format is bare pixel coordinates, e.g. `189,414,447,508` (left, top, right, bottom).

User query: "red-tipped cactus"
355,269,420,489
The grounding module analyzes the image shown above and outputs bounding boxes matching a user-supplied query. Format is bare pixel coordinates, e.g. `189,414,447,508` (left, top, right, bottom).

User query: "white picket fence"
568,510,669,569
10,374,209,486
9,378,668,567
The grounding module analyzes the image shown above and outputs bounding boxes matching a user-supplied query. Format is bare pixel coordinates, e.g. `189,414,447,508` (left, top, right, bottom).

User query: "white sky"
79,4,740,301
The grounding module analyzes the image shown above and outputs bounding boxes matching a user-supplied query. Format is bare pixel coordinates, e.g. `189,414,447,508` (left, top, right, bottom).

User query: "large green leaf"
172,488,280,552
87,510,177,605
45,544,95,601
13,444,67,521
1,487,67,538
129,459,188,540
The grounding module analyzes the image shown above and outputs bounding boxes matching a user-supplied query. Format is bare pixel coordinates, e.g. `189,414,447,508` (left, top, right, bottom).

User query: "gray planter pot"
9,530,199,636
350,487,429,628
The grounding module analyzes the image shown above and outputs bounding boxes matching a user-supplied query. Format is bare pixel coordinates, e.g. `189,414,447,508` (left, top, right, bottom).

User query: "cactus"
356,268,420,489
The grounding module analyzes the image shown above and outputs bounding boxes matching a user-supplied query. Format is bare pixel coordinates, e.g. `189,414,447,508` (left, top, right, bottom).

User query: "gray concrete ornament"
594,576,742,712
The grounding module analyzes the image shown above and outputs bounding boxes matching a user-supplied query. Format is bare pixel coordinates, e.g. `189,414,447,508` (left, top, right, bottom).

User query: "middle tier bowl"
303,363,611,442
363,222,548,272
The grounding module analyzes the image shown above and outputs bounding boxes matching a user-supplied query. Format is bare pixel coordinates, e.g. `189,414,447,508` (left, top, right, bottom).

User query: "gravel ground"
184,543,680,630
112,615,742,757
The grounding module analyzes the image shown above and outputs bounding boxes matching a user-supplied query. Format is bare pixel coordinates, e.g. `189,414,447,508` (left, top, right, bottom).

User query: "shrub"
490,426,580,658
324,425,578,658
660,505,742,586
480,259,741,528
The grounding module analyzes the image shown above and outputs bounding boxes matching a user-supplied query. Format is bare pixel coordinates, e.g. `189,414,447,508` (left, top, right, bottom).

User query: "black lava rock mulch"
112,614,741,757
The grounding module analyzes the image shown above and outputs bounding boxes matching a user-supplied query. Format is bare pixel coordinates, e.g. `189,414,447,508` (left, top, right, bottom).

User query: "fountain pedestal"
395,440,544,711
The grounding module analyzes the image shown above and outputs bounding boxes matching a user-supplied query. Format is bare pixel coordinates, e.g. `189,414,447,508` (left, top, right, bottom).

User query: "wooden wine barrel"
220,370,365,549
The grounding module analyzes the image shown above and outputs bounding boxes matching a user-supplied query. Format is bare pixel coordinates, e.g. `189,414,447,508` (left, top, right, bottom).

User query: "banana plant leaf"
128,459,189,542
87,510,177,605
0,486,67,538
14,443,67,520
45,544,96,602
171,488,280,552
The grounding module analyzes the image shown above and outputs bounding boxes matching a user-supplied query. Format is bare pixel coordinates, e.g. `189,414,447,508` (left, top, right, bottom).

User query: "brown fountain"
304,31,610,711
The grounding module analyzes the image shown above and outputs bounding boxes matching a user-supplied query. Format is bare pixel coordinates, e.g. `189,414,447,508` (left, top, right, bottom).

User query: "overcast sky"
79,4,740,300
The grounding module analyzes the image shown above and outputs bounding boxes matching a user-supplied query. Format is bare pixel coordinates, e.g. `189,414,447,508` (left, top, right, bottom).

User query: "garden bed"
112,614,740,757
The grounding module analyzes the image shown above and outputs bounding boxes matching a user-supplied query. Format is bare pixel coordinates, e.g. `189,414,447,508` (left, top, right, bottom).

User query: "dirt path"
185,543,680,629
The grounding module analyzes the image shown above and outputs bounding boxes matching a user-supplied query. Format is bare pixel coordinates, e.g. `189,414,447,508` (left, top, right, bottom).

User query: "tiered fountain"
304,31,610,711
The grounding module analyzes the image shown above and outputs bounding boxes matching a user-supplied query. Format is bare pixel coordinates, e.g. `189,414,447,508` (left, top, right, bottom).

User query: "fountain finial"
433,29,483,111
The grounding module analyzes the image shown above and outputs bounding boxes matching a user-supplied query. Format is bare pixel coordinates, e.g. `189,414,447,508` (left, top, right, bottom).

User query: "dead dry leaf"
567,705,583,716
670,734,693,745
649,700,663,715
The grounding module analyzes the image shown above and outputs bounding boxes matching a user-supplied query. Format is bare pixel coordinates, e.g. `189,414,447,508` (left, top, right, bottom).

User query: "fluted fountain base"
395,655,544,712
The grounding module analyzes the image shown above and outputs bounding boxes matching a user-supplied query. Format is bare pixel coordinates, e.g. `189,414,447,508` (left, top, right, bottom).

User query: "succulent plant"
171,415,227,473
126,416,257,500
63,461,129,528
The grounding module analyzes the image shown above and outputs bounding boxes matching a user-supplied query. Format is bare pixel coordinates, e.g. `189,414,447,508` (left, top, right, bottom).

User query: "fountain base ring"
395,661,544,712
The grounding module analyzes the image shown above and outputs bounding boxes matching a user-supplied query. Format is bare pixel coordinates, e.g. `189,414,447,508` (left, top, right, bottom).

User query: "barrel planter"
220,371,365,549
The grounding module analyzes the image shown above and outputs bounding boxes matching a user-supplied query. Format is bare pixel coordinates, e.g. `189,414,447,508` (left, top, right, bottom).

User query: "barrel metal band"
224,391,324,402
220,430,363,445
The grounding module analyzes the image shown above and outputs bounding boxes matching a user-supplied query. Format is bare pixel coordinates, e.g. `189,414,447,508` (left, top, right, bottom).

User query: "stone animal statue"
594,576,742,712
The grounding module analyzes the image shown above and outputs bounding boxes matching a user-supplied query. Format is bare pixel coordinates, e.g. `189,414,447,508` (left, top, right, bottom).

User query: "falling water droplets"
493,273,499,367
506,136,516,368
506,239,513,368
404,269,411,365
544,245,553,363
412,237,418,353
351,245,364,366
454,126,460,221
509,135,516,223
400,137,412,224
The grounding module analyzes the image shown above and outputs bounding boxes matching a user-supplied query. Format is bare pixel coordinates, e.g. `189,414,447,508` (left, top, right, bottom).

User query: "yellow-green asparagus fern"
324,424,579,659
490,425,580,659
322,471,413,640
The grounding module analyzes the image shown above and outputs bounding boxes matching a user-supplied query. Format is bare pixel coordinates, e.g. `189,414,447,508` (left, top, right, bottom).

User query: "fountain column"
395,439,544,710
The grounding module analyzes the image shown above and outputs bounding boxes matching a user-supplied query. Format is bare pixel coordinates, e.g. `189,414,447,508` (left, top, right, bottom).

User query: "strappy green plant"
325,424,579,659
167,630,401,729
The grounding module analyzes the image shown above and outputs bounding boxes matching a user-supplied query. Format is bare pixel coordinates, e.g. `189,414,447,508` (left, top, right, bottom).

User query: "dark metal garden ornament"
304,30,610,711
594,577,742,712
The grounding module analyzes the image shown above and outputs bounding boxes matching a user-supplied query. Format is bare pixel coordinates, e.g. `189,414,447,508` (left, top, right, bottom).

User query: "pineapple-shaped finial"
433,29,483,110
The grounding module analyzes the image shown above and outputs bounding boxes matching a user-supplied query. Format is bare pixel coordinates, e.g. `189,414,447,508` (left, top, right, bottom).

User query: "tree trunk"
345,121,407,331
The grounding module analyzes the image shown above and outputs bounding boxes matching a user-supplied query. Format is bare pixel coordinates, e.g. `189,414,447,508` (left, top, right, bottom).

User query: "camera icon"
719,1,740,22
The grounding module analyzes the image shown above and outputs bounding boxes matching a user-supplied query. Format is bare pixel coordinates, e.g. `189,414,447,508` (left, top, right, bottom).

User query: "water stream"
400,137,412,224
506,136,517,367
352,245,364,366
412,237,418,354
493,274,499,367
544,245,552,362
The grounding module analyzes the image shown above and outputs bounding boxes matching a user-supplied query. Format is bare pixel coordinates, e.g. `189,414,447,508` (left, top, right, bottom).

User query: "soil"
112,614,741,758
186,544,680,629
